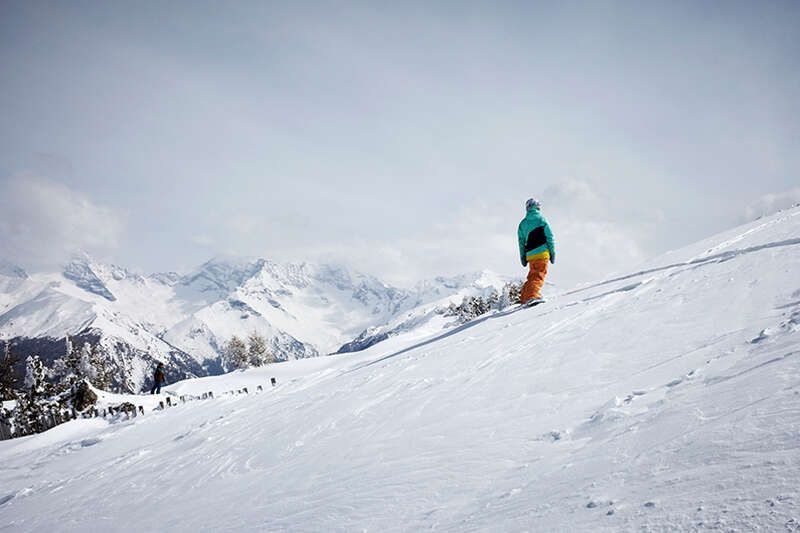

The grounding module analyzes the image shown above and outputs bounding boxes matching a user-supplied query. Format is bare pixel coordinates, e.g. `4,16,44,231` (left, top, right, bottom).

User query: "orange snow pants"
520,258,548,304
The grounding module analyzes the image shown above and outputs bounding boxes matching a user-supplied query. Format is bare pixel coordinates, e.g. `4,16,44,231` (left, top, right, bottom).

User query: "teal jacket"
517,206,555,266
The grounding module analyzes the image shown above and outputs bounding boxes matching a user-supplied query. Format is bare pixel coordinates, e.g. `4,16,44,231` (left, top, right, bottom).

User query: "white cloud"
283,203,514,288
190,234,215,247
301,179,651,289
538,179,650,286
0,176,124,270
227,214,263,236
743,187,800,221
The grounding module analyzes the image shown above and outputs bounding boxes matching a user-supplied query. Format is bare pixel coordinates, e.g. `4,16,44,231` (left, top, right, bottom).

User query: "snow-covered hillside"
1,207,799,531
337,270,511,353
0,256,507,391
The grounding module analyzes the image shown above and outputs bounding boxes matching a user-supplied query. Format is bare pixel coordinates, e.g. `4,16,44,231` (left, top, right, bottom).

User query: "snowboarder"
517,198,555,305
150,363,166,395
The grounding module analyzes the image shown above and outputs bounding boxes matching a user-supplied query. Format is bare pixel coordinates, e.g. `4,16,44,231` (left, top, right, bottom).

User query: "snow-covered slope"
337,270,511,353
1,207,798,530
0,255,505,390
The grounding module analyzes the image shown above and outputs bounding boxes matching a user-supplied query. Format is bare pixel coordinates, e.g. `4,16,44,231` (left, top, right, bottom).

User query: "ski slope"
1,208,799,531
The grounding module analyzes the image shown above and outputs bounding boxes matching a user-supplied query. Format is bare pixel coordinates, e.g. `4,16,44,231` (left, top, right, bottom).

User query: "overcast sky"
1,1,798,288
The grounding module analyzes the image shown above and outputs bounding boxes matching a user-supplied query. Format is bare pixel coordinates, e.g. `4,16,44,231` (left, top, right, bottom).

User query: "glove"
520,256,527,267
549,252,555,265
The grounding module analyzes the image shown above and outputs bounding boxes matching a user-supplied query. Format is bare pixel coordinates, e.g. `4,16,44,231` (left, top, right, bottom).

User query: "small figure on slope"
517,198,555,305
150,362,166,395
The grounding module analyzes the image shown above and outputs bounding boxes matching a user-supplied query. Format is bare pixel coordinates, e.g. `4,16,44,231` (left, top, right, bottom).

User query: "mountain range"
0,255,509,391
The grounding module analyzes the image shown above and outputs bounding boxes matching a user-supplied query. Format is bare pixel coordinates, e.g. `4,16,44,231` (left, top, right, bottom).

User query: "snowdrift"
1,207,799,531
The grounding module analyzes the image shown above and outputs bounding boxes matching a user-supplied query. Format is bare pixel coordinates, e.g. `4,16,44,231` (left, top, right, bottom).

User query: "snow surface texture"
1,208,799,531
0,255,506,390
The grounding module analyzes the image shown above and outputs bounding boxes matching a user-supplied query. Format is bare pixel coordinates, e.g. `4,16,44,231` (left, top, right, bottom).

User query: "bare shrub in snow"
224,336,249,370
247,332,275,366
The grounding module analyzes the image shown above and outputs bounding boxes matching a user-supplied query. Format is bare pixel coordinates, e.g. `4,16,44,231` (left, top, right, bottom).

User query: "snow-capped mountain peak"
1,253,511,391
62,255,117,302
179,256,266,299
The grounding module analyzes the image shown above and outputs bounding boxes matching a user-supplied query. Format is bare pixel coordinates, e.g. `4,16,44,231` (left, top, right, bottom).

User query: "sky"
1,1,799,288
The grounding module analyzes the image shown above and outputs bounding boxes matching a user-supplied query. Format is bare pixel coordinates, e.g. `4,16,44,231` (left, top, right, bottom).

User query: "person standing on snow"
517,198,555,304
150,362,166,394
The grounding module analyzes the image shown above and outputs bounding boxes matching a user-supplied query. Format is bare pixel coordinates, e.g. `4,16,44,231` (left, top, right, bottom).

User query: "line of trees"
2,328,280,438
1,329,278,437
52,336,112,390
1,337,112,437
444,282,522,323
223,332,276,370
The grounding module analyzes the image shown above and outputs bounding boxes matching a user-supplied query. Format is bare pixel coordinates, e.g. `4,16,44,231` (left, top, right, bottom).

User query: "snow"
0,255,506,390
1,207,799,530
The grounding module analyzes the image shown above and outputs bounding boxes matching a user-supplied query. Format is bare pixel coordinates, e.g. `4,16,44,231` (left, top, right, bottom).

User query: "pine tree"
499,282,522,308
77,343,96,382
0,341,19,401
88,344,112,390
52,336,79,392
16,355,55,435
52,339,112,392
23,355,48,396
486,288,500,310
64,335,73,363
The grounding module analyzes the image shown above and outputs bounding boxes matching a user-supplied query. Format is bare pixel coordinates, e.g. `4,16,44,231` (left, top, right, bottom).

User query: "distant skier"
517,198,555,305
150,362,166,394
